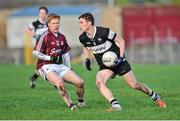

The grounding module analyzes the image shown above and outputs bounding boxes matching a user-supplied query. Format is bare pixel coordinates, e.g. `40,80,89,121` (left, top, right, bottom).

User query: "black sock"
110,99,119,105
69,103,75,108
78,98,84,103
149,91,159,101
33,73,39,79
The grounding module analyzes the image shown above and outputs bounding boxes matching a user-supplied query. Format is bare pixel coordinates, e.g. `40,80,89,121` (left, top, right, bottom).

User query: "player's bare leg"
122,71,166,108
63,69,85,107
46,71,77,110
96,69,121,111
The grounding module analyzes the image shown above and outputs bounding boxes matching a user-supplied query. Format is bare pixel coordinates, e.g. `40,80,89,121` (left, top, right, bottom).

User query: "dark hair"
47,13,60,23
39,6,48,14
78,12,94,25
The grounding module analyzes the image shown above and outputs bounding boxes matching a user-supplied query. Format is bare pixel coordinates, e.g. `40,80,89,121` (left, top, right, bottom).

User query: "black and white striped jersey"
79,26,120,68
29,19,48,39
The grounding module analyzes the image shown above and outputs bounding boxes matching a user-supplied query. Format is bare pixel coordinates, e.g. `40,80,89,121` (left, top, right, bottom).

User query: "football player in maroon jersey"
33,13,85,111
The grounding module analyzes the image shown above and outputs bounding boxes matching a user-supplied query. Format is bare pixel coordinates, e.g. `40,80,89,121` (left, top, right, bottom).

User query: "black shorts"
99,61,131,76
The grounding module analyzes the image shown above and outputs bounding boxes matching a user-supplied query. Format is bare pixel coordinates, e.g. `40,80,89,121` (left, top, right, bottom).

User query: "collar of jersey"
48,29,59,37
86,26,96,40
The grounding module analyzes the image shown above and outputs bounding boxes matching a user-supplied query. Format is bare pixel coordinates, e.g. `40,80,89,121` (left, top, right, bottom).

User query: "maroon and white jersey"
33,29,71,69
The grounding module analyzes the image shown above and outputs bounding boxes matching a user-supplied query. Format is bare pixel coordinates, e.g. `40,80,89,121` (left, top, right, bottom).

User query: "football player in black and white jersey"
78,12,166,111
26,6,48,88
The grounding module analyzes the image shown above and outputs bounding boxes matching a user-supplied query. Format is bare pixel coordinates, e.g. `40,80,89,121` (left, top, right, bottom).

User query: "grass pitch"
0,64,180,120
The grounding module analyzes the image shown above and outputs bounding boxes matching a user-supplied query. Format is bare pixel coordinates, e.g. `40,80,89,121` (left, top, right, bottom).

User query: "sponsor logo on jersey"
50,48,56,55
38,25,43,28
88,40,112,54
50,48,62,54
85,42,91,45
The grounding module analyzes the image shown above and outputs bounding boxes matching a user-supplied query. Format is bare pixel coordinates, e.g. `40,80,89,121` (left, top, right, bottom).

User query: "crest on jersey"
57,42,60,46
98,38,102,41
55,40,60,46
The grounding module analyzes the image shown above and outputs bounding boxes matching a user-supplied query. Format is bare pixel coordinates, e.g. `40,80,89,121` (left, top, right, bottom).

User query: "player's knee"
57,83,65,90
130,82,140,90
59,86,67,97
96,80,103,88
76,79,84,88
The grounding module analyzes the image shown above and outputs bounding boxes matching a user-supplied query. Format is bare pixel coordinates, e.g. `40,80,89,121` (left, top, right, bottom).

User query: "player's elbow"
32,50,38,58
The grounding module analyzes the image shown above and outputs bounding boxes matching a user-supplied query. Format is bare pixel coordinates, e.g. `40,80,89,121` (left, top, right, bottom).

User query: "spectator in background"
26,6,48,88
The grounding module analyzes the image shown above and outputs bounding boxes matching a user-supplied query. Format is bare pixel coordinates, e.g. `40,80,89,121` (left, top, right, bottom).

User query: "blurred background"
0,0,180,65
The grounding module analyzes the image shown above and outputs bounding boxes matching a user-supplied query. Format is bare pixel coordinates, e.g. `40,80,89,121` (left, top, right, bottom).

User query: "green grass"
0,64,180,120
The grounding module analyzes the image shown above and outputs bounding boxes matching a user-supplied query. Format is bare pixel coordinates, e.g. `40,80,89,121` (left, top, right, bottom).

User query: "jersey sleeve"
33,33,51,60
32,50,51,61
34,33,47,53
107,29,116,41
98,27,116,42
28,21,36,31
79,33,87,47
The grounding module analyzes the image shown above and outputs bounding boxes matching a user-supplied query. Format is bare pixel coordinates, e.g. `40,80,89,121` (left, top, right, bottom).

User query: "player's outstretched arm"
33,50,51,61
33,50,62,64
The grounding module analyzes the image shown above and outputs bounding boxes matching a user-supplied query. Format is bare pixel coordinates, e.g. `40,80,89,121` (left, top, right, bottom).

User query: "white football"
102,51,118,67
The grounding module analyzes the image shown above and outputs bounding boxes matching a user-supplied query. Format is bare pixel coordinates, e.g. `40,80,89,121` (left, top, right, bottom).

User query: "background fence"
0,3,180,65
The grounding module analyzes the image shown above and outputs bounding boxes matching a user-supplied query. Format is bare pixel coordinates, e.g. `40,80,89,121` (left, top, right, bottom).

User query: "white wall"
7,11,101,48
7,16,35,48
7,15,83,48
59,15,82,47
